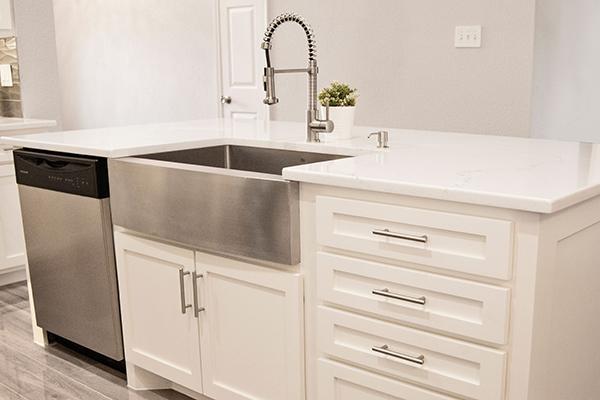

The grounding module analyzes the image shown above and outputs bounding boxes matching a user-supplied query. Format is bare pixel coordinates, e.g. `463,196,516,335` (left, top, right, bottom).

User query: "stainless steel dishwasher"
13,149,123,361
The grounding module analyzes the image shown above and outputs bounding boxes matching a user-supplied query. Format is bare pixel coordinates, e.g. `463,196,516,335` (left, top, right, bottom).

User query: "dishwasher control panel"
13,149,109,199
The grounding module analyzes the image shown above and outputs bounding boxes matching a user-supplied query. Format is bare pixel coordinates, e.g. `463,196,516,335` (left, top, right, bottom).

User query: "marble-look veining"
2,118,600,213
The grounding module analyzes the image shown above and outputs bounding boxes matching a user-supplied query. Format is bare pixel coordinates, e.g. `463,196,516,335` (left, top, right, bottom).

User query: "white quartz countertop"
2,118,599,214
0,117,57,133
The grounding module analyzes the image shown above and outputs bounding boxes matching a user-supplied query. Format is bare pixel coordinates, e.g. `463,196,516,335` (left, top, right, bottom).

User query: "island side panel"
527,194,600,400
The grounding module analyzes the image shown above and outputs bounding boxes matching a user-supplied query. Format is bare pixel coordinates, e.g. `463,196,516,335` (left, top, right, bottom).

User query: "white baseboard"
0,266,26,287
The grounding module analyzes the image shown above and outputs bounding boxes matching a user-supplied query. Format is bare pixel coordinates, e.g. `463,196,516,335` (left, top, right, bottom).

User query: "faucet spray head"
263,67,279,105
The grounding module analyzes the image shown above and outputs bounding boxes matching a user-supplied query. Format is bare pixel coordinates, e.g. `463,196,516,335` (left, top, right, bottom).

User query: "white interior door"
218,0,266,121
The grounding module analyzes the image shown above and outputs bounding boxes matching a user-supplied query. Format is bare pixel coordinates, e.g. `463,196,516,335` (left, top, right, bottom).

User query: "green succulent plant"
318,81,358,107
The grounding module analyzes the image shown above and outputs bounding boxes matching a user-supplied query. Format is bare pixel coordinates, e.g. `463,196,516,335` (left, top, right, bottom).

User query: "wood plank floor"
0,282,193,400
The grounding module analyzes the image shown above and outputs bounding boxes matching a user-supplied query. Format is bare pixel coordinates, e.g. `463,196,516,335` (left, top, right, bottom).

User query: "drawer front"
318,306,506,400
317,252,510,344
318,359,459,400
316,196,514,280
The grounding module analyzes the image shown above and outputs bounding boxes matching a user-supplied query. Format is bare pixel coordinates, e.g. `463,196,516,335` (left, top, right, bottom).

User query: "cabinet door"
196,251,304,400
0,163,27,273
114,231,203,393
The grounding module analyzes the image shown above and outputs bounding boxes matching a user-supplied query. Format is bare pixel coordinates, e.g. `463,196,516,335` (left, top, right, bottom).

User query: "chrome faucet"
261,13,334,143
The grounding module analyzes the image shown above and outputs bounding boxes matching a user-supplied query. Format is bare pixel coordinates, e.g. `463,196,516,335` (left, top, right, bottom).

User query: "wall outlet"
455,25,482,48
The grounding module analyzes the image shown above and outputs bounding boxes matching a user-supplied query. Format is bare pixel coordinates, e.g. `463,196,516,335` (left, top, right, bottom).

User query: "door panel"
219,0,266,120
197,251,304,400
114,232,203,393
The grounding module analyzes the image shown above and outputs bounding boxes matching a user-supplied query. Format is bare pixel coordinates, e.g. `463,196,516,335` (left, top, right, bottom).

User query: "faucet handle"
368,131,390,149
316,101,334,133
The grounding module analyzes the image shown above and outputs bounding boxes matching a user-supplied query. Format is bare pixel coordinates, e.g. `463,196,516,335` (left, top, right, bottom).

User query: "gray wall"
531,0,600,142
12,0,62,124
52,0,219,130
268,0,537,137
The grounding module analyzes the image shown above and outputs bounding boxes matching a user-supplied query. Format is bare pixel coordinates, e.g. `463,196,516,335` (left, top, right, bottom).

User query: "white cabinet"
197,251,304,400
0,160,27,285
114,230,305,400
303,189,518,400
113,231,203,393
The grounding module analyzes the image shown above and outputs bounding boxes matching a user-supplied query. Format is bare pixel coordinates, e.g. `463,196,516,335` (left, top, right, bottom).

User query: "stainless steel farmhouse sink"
108,145,349,265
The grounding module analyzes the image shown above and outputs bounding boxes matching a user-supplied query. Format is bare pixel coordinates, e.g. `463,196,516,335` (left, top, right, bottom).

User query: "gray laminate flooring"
0,282,193,400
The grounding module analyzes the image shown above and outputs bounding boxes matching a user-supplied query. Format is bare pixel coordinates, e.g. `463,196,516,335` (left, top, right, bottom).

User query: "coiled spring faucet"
262,13,334,142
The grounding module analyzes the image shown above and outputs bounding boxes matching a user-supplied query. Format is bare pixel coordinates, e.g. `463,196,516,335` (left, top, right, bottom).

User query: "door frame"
212,0,269,120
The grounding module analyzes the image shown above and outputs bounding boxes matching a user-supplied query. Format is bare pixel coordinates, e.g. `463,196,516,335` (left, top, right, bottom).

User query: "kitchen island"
2,118,599,400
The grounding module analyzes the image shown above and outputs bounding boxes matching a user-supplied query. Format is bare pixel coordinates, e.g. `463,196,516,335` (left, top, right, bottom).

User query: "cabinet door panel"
114,231,202,393
0,163,26,273
197,251,304,400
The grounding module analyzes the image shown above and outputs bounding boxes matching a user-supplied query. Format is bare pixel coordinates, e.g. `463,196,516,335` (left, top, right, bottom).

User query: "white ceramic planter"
321,106,356,139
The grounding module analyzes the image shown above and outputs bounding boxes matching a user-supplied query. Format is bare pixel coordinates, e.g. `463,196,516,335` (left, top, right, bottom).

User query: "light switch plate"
0,64,13,87
455,25,482,48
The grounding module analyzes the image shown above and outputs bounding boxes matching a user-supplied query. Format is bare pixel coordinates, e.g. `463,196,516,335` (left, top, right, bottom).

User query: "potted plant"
318,81,358,139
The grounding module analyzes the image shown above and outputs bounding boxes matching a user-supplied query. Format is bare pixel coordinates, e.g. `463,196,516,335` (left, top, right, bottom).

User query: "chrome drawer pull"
372,229,428,244
372,345,425,366
192,271,205,317
372,288,426,305
178,268,192,314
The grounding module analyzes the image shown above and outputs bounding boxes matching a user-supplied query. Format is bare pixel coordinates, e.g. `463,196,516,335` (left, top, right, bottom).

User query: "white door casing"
217,0,267,121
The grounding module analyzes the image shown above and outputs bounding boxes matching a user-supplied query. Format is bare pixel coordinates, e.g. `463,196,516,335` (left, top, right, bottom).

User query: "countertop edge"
282,168,558,214
0,119,57,132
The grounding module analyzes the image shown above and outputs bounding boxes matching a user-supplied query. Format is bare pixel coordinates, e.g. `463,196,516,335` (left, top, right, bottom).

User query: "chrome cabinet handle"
372,229,428,244
372,288,426,306
192,271,205,317
178,268,192,314
372,345,425,366
221,95,232,104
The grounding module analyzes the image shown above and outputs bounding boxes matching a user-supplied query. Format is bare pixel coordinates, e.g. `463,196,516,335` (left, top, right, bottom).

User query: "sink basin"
138,144,348,176
108,145,349,265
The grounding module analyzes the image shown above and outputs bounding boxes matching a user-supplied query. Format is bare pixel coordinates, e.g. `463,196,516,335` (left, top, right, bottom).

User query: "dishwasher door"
19,185,124,361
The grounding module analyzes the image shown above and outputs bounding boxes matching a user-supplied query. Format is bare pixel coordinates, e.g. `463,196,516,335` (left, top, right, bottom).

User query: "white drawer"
317,252,510,344
317,306,506,400
316,196,514,280
318,359,459,400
